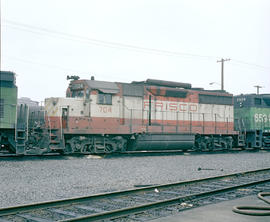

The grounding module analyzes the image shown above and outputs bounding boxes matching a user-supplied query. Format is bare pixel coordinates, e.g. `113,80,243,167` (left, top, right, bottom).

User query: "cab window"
97,93,112,105
71,90,84,98
254,98,262,106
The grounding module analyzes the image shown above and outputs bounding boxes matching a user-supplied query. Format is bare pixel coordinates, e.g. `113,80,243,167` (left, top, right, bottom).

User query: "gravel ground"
0,151,270,208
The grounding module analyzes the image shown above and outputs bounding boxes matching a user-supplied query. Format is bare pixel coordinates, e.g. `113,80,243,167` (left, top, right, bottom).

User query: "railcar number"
254,113,270,123
99,106,112,113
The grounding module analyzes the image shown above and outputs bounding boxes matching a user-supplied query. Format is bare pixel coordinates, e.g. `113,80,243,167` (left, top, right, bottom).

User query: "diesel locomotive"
0,71,47,155
1,71,270,155
0,71,19,154
234,94,270,148
45,76,235,154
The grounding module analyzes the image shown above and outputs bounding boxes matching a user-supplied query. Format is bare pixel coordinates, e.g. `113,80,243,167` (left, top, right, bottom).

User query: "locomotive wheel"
80,141,91,153
105,144,114,153
227,141,233,150
65,143,72,153
207,141,214,151
81,144,88,153
201,142,207,151
196,141,207,152
221,141,228,150
226,137,233,150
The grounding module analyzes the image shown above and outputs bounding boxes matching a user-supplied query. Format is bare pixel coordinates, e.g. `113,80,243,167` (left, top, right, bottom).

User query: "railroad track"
1,168,270,221
1,147,270,157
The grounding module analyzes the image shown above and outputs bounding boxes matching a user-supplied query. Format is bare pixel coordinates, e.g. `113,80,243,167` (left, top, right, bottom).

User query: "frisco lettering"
144,101,197,112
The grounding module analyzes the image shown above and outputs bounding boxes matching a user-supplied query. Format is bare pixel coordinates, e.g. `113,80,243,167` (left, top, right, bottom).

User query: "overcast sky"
2,0,270,102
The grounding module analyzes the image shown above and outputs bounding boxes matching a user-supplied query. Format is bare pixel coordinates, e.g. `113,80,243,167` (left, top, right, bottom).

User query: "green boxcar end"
0,87,17,129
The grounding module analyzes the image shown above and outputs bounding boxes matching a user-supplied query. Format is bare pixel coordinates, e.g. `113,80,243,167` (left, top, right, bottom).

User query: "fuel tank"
129,133,195,151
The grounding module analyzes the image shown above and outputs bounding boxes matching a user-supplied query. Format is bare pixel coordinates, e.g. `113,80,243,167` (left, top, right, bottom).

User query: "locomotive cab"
45,77,123,153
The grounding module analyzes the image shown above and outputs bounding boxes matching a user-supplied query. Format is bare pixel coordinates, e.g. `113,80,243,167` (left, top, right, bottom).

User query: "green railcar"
0,71,29,154
1,71,47,155
0,72,17,129
234,94,270,148
0,71,18,153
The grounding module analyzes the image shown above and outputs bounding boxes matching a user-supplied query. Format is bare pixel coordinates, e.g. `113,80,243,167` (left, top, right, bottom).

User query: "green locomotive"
234,94,270,148
0,71,28,154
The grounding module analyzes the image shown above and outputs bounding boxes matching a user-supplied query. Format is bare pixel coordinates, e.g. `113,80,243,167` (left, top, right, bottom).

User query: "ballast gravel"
0,151,270,208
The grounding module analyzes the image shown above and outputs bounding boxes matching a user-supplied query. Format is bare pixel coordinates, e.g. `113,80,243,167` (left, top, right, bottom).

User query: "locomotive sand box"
0,71,270,155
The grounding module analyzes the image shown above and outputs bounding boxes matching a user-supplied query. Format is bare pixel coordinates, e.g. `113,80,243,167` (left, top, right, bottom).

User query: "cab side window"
97,93,112,105
254,98,262,106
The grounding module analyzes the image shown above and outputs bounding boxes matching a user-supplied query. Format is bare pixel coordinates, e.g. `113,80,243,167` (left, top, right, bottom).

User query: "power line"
3,20,270,71
3,19,218,60
4,56,88,73
4,56,132,82
231,59,270,70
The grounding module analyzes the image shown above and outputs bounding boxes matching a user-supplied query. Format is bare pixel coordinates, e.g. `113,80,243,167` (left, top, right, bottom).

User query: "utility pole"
254,85,262,94
217,58,230,91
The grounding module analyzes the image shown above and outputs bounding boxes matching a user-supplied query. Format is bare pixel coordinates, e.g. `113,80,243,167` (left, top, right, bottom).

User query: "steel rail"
1,147,269,157
1,167,269,216
61,178,270,221
0,167,270,221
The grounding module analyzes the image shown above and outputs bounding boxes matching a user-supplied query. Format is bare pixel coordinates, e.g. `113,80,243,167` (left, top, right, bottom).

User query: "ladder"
16,129,26,154
15,104,28,155
237,118,246,147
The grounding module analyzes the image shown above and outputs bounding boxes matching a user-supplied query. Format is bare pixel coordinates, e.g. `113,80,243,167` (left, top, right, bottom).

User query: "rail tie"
1,168,270,221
